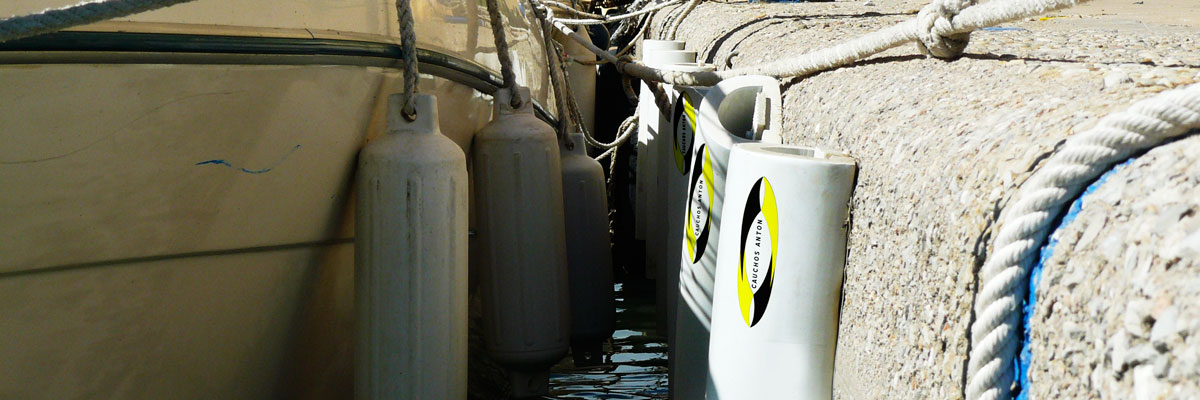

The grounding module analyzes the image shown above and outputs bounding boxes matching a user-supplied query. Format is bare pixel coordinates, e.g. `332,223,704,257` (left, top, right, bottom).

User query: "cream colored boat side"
0,2,566,397
1,65,493,272
0,0,555,108
0,64,486,400
0,242,355,399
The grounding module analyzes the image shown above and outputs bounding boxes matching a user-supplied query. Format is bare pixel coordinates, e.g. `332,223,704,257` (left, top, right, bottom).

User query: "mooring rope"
967,83,1200,400
570,14,646,66
594,114,639,161
554,0,683,26
532,1,586,140
541,0,606,19
5,3,1193,399
397,0,420,119
663,0,701,41
553,36,601,144
1,0,1102,116
607,0,655,47
0,0,197,43
540,0,1098,87
535,1,640,151
530,0,572,138
914,0,977,58
484,0,523,108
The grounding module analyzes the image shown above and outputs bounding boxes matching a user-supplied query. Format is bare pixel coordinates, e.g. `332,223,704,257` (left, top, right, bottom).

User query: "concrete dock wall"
652,1,1199,397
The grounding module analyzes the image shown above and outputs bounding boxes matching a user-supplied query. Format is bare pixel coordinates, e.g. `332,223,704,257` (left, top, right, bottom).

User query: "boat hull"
0,0,563,397
0,60,500,398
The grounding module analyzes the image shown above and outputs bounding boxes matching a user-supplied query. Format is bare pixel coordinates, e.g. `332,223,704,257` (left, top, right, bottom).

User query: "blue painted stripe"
1015,158,1136,399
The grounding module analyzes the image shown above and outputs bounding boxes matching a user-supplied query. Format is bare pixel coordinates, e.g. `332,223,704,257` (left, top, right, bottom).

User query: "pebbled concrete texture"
1030,136,1200,400
650,0,1199,398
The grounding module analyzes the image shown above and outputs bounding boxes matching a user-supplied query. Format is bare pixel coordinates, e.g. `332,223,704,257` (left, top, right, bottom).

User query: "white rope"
594,115,639,161
7,2,1195,400
569,13,646,66
608,0,655,45
553,0,684,26
542,0,606,19
534,0,654,151
914,0,976,57
541,0,1097,87
664,0,701,41
566,13,643,65
0,0,197,43
967,83,1200,400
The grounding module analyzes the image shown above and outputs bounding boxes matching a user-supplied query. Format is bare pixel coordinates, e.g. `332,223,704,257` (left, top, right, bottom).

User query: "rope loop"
915,0,974,59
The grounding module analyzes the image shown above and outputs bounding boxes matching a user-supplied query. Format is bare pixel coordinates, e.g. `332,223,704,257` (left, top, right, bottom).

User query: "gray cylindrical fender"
355,93,469,400
473,86,571,398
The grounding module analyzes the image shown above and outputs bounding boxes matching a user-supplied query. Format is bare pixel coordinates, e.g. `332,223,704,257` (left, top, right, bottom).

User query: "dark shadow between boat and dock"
543,279,669,400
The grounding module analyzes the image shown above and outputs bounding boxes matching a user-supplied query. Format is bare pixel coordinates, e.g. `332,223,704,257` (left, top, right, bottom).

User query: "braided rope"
967,83,1200,400
620,75,640,104
7,2,1195,399
647,81,673,119
541,0,606,19
570,14,646,66
553,37,603,145
534,0,1099,86
532,1,609,147
703,0,1090,83
554,0,684,26
396,0,420,119
528,0,638,151
530,0,572,138
594,115,639,161
0,0,197,43
484,0,520,103
533,2,588,140
915,0,976,58
619,16,650,58
664,0,700,41
608,0,655,47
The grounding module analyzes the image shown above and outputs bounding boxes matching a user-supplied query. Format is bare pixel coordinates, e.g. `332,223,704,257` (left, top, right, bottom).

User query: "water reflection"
545,282,668,399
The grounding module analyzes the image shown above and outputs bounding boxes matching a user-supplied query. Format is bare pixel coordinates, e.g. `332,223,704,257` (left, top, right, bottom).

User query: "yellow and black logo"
684,144,714,264
672,91,696,175
737,177,779,327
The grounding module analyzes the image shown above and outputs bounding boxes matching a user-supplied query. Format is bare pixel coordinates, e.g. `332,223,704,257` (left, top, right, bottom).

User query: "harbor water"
545,281,668,399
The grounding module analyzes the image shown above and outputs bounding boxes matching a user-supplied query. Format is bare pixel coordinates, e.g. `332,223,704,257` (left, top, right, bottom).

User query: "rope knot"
916,0,974,59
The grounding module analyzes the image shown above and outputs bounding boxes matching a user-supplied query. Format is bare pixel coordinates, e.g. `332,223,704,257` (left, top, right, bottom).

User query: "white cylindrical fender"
655,63,714,362
560,131,615,365
640,50,698,283
355,93,469,400
473,86,571,397
635,41,687,242
672,74,781,400
642,39,686,53
553,28,597,136
706,143,856,400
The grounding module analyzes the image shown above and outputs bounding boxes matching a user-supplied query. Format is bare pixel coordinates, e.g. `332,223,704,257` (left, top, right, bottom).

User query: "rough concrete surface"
1031,135,1200,400
651,0,1199,398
